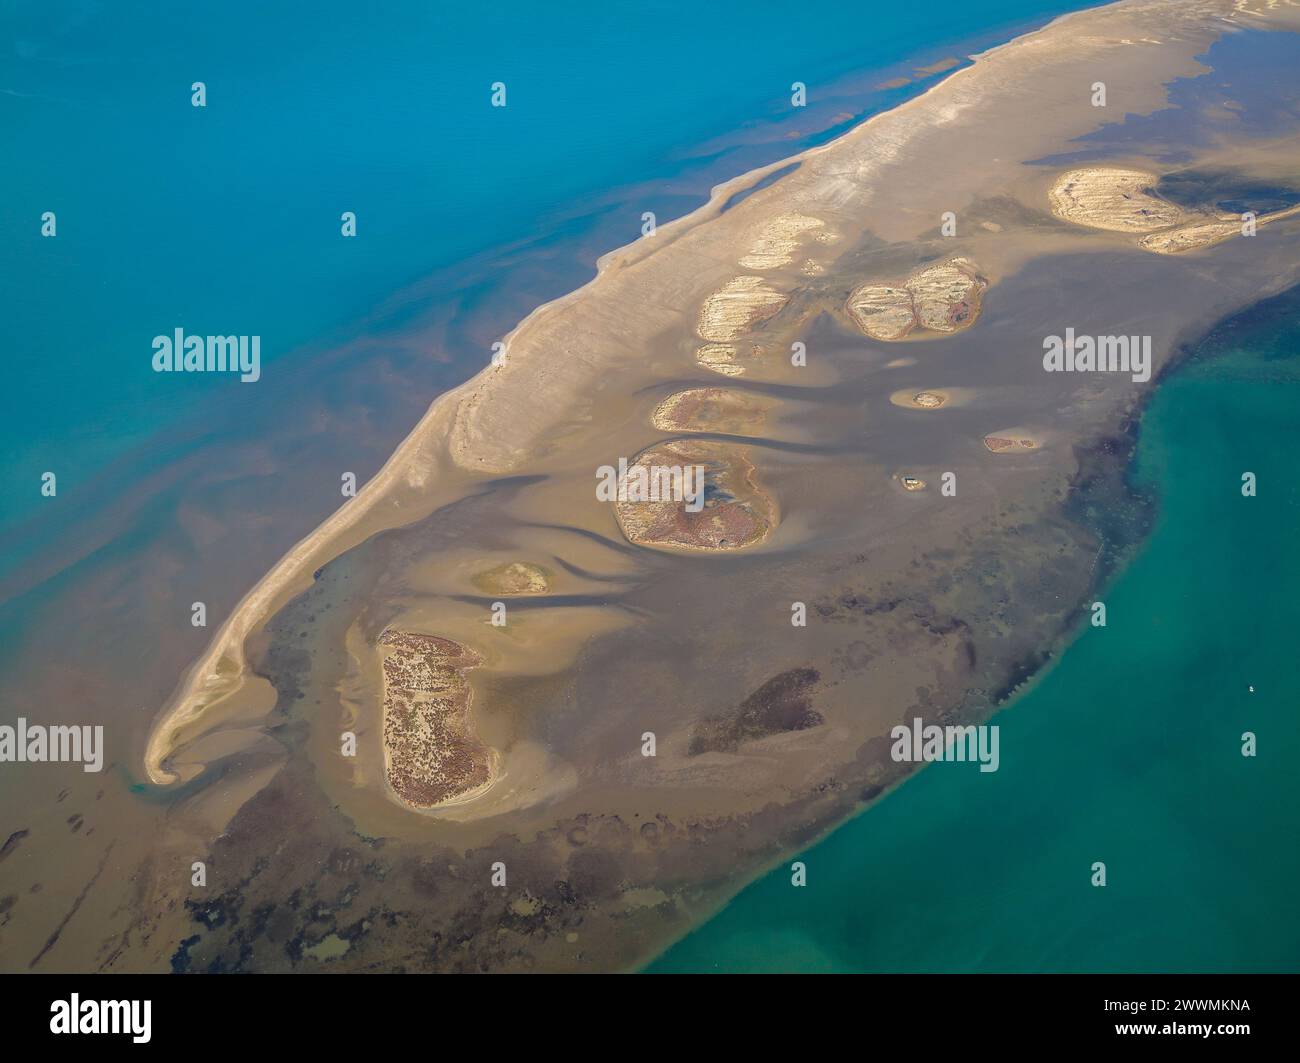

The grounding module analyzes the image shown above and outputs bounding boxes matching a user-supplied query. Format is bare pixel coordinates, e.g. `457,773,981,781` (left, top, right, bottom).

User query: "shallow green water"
650,290,1300,973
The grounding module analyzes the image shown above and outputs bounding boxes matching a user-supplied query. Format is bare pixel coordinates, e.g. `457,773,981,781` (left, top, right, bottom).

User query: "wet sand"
9,0,1300,973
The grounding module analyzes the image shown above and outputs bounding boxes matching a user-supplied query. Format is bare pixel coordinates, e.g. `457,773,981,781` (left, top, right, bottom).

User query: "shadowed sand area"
122,0,1300,974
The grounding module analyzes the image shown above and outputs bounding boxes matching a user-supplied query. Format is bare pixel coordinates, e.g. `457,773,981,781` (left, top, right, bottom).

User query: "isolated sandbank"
378,630,497,810
116,0,1300,978
846,258,986,341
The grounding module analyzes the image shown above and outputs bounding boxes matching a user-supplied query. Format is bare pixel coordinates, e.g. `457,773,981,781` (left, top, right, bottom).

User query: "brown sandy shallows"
650,387,777,435
1049,165,1300,254
846,258,986,341
612,440,777,552
377,630,498,810
469,561,550,596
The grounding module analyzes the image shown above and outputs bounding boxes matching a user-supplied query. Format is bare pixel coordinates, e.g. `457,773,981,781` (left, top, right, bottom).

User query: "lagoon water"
649,290,1300,972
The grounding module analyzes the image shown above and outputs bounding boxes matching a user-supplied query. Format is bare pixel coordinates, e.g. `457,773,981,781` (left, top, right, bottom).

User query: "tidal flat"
5,0,1300,974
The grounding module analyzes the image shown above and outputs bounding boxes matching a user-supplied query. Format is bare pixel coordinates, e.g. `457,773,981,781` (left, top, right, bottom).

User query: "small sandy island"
470,561,550,596
1049,165,1300,254
847,258,986,341
378,630,499,810
651,387,777,434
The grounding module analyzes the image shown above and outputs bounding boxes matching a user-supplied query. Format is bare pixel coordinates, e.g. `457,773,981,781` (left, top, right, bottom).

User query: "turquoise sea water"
649,291,1300,973
0,0,1088,547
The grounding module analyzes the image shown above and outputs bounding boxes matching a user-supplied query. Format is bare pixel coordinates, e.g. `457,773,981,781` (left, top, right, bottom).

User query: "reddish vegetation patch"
613,440,777,552
378,631,492,808
984,436,1038,452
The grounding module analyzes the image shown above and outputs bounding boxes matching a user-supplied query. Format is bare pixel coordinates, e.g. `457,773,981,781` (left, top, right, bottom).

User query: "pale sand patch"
695,342,745,376
470,560,550,596
1048,167,1184,232
983,427,1047,452
696,275,789,342
911,260,986,333
1050,166,1300,254
845,284,915,340
147,0,1298,788
651,387,776,434
1139,203,1300,254
889,387,955,409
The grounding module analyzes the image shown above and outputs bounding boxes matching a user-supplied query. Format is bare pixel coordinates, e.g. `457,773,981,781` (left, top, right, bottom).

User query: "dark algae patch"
689,668,823,755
